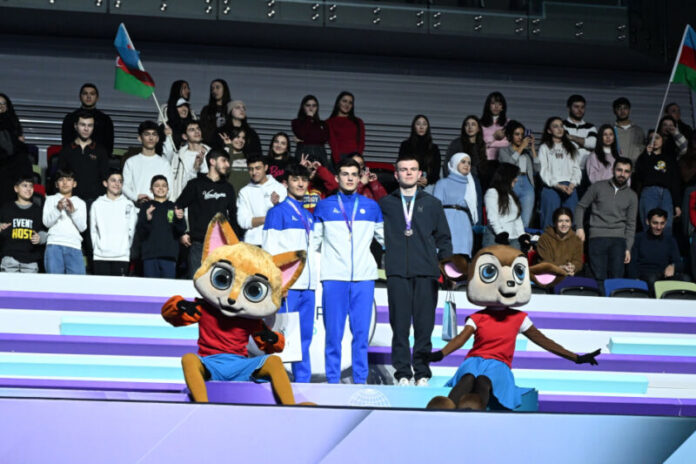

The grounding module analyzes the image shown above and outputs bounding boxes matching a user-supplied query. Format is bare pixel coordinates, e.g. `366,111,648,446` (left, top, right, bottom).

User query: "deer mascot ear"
202,213,239,263
439,254,470,282
272,251,306,295
529,262,567,288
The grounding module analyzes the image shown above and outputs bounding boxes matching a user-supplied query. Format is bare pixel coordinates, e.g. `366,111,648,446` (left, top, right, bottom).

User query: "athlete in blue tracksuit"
313,158,385,384
263,163,319,382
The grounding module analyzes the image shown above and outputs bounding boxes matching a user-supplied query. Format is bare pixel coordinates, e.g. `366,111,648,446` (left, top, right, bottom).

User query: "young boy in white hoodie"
236,155,286,245
43,169,88,274
90,170,138,276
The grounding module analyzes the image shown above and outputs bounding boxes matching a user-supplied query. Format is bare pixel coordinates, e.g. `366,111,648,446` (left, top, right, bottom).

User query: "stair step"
609,336,696,357
368,346,696,374
60,316,197,339
0,353,184,381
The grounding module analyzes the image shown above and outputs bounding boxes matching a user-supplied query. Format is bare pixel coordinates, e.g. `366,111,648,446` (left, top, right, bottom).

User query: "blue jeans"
513,175,535,228
588,237,626,280
44,244,85,275
640,186,673,235
540,183,578,229
322,280,374,384
143,258,176,278
285,289,316,383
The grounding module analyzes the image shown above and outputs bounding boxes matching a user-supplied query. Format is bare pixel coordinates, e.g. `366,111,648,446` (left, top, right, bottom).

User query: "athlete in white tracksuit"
313,159,384,384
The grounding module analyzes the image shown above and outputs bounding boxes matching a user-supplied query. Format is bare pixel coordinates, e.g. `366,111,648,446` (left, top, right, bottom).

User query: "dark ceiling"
0,2,693,74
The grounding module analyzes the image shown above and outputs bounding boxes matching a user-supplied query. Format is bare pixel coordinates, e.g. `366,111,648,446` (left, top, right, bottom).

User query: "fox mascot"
162,213,307,404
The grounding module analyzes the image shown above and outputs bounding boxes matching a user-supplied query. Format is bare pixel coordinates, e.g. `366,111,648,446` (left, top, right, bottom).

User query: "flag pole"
649,24,690,145
690,90,696,129
151,93,165,123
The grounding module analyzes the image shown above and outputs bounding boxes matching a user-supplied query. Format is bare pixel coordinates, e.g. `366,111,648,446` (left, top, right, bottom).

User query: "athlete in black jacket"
379,155,452,386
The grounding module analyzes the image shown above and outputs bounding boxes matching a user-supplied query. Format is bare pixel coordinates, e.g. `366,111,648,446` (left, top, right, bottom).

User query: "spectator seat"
603,279,651,298
531,282,549,295
553,276,601,296
654,281,696,300
46,145,62,163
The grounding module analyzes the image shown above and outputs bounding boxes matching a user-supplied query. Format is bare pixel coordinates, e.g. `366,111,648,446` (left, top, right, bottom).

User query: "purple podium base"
1,377,696,416
1,397,696,463
205,381,539,411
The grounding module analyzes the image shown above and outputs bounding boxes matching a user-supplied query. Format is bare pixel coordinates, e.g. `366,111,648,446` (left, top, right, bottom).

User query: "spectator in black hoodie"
634,129,682,236
0,175,47,272
175,149,240,277
137,175,186,278
61,83,114,155
399,114,441,189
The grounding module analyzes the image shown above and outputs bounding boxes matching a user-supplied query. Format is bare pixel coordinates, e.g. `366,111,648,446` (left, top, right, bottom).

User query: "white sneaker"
415,378,429,387
397,377,411,387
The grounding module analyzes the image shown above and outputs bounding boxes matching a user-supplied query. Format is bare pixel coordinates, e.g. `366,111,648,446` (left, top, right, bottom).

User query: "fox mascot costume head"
162,214,308,404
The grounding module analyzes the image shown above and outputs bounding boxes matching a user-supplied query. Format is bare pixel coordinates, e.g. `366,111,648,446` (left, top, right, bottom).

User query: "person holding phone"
497,120,538,228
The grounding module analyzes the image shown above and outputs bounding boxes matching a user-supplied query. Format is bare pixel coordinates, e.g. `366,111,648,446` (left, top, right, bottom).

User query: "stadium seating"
603,279,651,298
553,276,601,296
654,281,696,300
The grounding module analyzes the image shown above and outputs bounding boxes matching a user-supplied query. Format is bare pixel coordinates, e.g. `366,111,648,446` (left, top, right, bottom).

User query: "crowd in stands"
2,81,696,298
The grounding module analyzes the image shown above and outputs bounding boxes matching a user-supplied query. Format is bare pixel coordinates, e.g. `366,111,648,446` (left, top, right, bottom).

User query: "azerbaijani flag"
113,23,155,99
671,25,696,91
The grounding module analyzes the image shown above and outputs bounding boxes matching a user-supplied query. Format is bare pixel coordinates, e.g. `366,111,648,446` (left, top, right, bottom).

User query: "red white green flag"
113,24,155,99
670,25,696,91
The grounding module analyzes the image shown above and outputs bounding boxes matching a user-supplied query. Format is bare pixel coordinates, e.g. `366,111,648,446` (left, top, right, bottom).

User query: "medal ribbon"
401,193,416,233
286,198,311,242
337,193,359,237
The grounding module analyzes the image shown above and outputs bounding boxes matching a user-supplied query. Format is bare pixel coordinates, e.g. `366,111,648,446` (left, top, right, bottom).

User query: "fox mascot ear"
439,254,470,282
272,251,306,296
202,213,239,263
529,262,567,288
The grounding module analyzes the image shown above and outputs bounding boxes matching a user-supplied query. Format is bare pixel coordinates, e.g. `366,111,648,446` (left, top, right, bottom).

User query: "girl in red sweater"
291,94,330,167
326,91,365,165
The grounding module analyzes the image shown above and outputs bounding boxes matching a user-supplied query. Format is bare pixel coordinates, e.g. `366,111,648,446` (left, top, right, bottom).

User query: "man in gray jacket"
575,157,637,280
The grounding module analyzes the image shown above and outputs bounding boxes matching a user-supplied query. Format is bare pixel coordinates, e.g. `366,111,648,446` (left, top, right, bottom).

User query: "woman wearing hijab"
433,152,478,256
